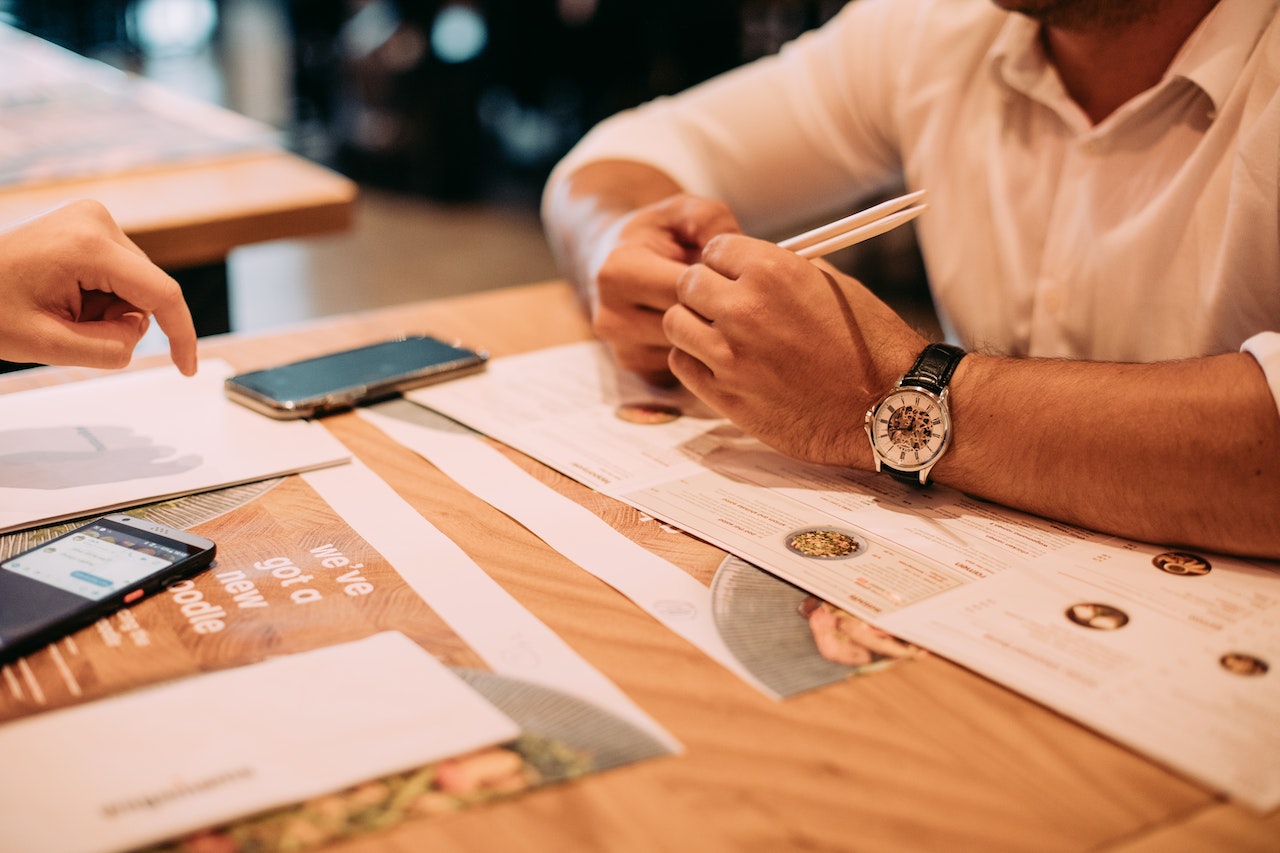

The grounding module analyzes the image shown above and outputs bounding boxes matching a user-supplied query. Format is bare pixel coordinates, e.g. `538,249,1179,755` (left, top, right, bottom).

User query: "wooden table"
2,281,1278,853
0,23,358,338
0,149,355,272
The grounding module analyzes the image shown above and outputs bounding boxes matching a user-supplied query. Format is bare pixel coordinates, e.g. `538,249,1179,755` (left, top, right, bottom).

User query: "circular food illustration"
1065,602,1130,631
614,402,682,424
710,555,920,697
784,526,865,559
1152,550,1211,576
1219,652,1269,676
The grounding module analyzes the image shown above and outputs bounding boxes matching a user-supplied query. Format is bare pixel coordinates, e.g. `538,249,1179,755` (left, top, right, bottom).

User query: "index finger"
101,242,199,375
596,242,695,314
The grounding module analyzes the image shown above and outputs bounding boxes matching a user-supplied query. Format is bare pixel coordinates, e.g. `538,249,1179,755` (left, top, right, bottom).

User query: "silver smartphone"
0,514,217,664
223,335,489,419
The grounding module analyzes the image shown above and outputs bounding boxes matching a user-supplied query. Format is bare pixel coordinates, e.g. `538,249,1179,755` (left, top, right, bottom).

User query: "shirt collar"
986,12,1054,105
987,0,1278,118
1172,0,1279,114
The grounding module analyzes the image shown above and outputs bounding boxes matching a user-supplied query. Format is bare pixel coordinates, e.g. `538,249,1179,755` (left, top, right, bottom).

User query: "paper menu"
0,457,676,851
302,462,679,751
405,342,1004,614
361,400,929,700
407,341,1280,811
361,401,774,696
0,360,350,533
0,632,521,853
876,559,1280,810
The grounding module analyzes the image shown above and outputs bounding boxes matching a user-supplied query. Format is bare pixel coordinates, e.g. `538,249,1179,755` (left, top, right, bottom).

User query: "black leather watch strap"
885,465,926,486
899,343,966,393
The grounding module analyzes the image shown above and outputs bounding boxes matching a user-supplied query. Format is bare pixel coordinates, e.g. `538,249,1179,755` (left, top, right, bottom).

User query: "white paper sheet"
0,632,521,853
360,401,774,697
408,341,1280,812
0,360,350,533
301,460,681,748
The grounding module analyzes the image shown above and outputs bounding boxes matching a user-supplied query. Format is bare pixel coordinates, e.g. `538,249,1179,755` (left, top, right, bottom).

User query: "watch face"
865,386,950,472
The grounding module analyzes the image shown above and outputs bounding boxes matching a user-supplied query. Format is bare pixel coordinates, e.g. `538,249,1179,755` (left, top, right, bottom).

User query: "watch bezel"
863,383,953,480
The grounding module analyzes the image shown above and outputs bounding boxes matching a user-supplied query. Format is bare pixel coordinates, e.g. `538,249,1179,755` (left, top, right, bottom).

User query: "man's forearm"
939,351,1280,558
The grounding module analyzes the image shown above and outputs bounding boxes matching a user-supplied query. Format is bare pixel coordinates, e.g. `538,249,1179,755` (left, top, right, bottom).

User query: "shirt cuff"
1241,331,1280,417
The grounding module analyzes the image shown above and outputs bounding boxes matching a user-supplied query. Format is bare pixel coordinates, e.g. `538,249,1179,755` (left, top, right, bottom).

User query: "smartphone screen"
224,335,488,419
0,514,216,663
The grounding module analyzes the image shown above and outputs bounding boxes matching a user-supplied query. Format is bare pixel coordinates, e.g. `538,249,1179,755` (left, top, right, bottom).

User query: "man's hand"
665,232,927,467
0,199,198,375
587,194,741,383
543,160,741,384
667,234,1280,558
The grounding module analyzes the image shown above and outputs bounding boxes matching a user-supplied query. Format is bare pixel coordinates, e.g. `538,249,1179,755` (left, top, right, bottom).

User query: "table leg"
171,260,231,338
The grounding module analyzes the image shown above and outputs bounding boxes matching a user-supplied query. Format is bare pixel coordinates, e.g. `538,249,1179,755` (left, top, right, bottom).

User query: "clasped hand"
587,194,927,468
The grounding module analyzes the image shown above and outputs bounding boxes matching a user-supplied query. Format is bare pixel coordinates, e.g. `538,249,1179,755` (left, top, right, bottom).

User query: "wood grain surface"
0,151,356,269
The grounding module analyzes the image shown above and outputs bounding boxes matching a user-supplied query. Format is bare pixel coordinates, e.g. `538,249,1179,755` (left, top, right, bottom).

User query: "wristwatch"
863,343,967,486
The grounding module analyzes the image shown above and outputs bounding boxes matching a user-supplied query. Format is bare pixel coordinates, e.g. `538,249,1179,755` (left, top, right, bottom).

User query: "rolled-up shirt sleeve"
1242,331,1280,417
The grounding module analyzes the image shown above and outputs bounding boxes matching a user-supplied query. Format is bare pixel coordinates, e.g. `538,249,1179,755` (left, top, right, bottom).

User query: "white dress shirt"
545,0,1280,409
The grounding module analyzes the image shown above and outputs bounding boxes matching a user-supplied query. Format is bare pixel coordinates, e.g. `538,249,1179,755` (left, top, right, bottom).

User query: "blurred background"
0,0,933,335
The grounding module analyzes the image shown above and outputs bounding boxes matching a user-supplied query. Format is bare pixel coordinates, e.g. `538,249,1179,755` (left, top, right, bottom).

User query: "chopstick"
778,189,927,259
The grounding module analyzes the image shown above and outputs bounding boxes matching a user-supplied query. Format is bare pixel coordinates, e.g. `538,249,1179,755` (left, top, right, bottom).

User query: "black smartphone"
223,335,489,419
0,514,216,664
